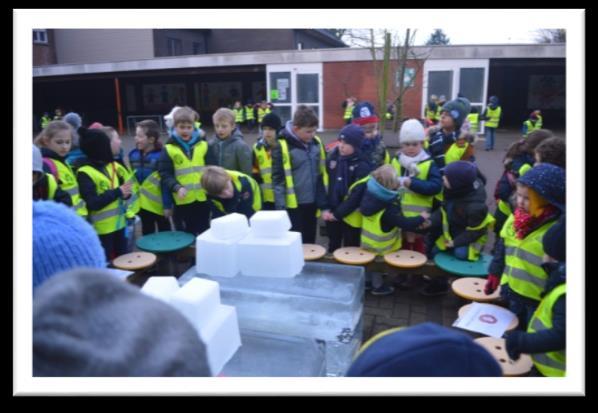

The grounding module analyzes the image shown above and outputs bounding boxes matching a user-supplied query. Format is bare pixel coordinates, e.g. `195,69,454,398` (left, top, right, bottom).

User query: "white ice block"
209,213,249,240
237,231,304,278
140,276,180,303
196,230,240,278
169,278,221,330
197,305,241,376
249,210,292,238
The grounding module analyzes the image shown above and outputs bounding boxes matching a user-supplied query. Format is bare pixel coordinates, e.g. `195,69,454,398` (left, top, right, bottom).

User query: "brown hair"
292,105,318,128
173,106,196,126
212,108,235,125
535,137,566,169
523,129,554,153
34,120,72,146
136,119,161,142
371,164,399,190
201,166,231,196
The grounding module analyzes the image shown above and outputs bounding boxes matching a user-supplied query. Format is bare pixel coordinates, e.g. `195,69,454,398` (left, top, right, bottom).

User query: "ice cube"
196,230,240,278
169,278,221,330
249,210,292,238
140,276,179,303
197,304,241,376
237,231,304,278
208,213,249,240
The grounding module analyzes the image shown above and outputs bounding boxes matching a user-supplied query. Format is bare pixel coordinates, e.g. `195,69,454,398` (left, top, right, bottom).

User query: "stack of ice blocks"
141,276,241,376
179,262,364,377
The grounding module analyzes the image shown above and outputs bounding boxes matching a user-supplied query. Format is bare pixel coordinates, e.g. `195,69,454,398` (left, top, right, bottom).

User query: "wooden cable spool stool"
451,277,501,302
333,247,376,265
434,252,493,277
112,251,157,271
474,337,533,376
458,303,519,331
384,249,427,269
302,244,327,261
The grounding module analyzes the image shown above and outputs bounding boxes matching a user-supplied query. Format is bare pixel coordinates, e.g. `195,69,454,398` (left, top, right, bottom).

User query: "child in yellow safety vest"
485,164,565,327
522,110,543,138
252,112,282,210
201,165,262,219
423,161,494,296
32,145,72,206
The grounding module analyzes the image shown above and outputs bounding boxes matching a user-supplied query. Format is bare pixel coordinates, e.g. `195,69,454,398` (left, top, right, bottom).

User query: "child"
129,119,171,235
62,112,87,169
244,100,256,133
252,112,282,210
434,95,446,123
53,107,63,121
484,163,565,327
391,119,442,256
232,100,245,128
40,112,51,130
271,105,329,244
522,110,542,138
481,95,502,151
444,123,476,165
424,95,438,125
504,214,566,377
359,165,430,295
466,106,479,135
207,108,252,176
534,136,566,169
201,165,262,219
32,145,72,206
351,102,390,169
257,100,272,127
159,106,211,236
34,120,87,217
423,161,495,296
322,124,371,253
76,127,132,261
342,97,355,125
427,97,470,170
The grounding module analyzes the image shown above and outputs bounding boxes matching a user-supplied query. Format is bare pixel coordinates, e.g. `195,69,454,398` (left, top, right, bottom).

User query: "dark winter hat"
518,163,565,211
441,97,471,129
489,96,500,106
530,110,541,120
33,268,212,377
261,112,282,131
79,127,113,163
444,160,478,190
347,322,502,377
351,101,380,125
543,214,566,262
339,124,365,149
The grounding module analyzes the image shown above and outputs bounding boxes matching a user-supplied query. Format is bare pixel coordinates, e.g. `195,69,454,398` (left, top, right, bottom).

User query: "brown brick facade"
33,30,56,66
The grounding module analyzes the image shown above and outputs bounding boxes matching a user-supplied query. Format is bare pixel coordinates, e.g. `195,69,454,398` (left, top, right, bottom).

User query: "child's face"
440,112,455,130
361,122,378,139
455,137,467,148
516,184,531,212
46,130,72,157
339,141,355,157
135,127,154,152
442,175,451,189
234,101,241,108
109,131,122,156
262,126,278,146
175,122,194,141
214,119,235,140
293,126,317,143
401,141,422,157
217,180,234,199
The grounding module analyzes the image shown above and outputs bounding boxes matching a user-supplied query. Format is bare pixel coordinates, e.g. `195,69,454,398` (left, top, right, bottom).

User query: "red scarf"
513,206,557,239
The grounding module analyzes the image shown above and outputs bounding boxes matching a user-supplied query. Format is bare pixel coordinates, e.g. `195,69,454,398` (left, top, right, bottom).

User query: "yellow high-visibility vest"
485,106,502,128
210,170,262,214
435,208,495,261
360,205,402,256
48,158,88,217
253,144,274,203
390,158,435,217
164,142,208,205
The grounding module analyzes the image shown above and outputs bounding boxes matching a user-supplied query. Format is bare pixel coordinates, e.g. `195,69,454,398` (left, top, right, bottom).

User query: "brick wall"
33,30,56,66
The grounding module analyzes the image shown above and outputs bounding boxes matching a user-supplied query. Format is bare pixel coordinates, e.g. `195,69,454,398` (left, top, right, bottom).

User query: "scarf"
172,130,201,157
513,205,558,239
366,177,399,203
398,150,430,177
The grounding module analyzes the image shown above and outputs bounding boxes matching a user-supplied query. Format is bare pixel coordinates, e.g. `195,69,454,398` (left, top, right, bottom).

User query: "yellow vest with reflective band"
257,107,271,123
344,104,353,120
523,120,541,137
485,106,501,128
41,116,51,129
499,213,555,301
210,170,262,214
138,171,164,216
77,164,126,235
425,106,436,121
445,142,470,165
467,113,479,134
537,115,543,129
434,105,443,121
360,205,402,256
50,158,88,217
342,176,370,228
435,208,495,261
233,108,244,123
245,105,255,120
46,173,57,200
527,283,566,377
114,163,140,219
278,136,328,210
390,158,434,217
253,144,274,203
165,142,208,205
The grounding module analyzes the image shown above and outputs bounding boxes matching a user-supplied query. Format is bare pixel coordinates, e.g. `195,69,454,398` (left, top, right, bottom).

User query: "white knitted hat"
399,119,425,143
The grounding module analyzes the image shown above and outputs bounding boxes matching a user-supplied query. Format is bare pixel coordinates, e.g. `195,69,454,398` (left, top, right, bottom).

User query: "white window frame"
33,29,48,45
266,63,324,131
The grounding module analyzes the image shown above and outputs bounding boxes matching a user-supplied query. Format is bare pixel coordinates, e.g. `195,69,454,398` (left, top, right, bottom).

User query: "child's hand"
163,208,173,219
419,211,430,220
177,187,188,199
403,177,412,188
120,182,132,197
445,239,454,248
417,220,431,230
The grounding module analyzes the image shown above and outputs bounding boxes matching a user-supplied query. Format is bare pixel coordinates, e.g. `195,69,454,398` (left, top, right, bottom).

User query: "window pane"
269,72,291,104
271,106,292,125
459,68,484,103
297,74,319,103
427,71,452,101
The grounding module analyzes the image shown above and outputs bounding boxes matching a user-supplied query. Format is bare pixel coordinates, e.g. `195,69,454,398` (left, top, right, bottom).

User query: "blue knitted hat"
339,124,365,149
32,201,106,291
517,163,566,211
347,322,502,377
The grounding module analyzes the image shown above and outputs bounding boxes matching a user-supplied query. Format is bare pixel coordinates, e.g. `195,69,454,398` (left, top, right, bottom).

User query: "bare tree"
535,29,566,43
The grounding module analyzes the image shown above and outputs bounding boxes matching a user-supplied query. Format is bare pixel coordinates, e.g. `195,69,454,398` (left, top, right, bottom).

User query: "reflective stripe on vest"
523,120,541,137
497,199,513,217
165,142,208,205
138,171,164,215
342,176,369,228
344,104,353,120
233,108,244,123
50,158,88,217
485,106,502,128
445,142,469,165
115,162,140,219
527,283,566,376
500,213,555,300
245,106,255,120
434,106,442,121
391,158,434,217
361,207,401,255
253,144,274,203
435,208,495,261
46,173,57,200
77,164,126,235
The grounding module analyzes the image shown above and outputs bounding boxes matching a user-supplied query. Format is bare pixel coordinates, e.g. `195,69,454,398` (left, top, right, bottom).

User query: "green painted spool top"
136,231,195,254
433,251,492,277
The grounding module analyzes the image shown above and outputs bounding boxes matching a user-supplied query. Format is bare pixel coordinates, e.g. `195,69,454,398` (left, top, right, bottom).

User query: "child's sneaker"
370,284,395,296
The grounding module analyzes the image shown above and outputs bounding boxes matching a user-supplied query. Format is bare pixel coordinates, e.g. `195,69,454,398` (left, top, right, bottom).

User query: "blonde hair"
201,166,231,196
173,106,196,126
34,120,72,147
371,164,399,190
212,108,236,125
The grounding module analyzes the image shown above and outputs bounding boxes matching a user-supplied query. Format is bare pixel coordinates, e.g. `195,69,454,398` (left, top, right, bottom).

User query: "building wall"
33,30,57,66
54,29,154,64
295,31,344,50
207,29,294,53
323,60,424,129
153,29,208,56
